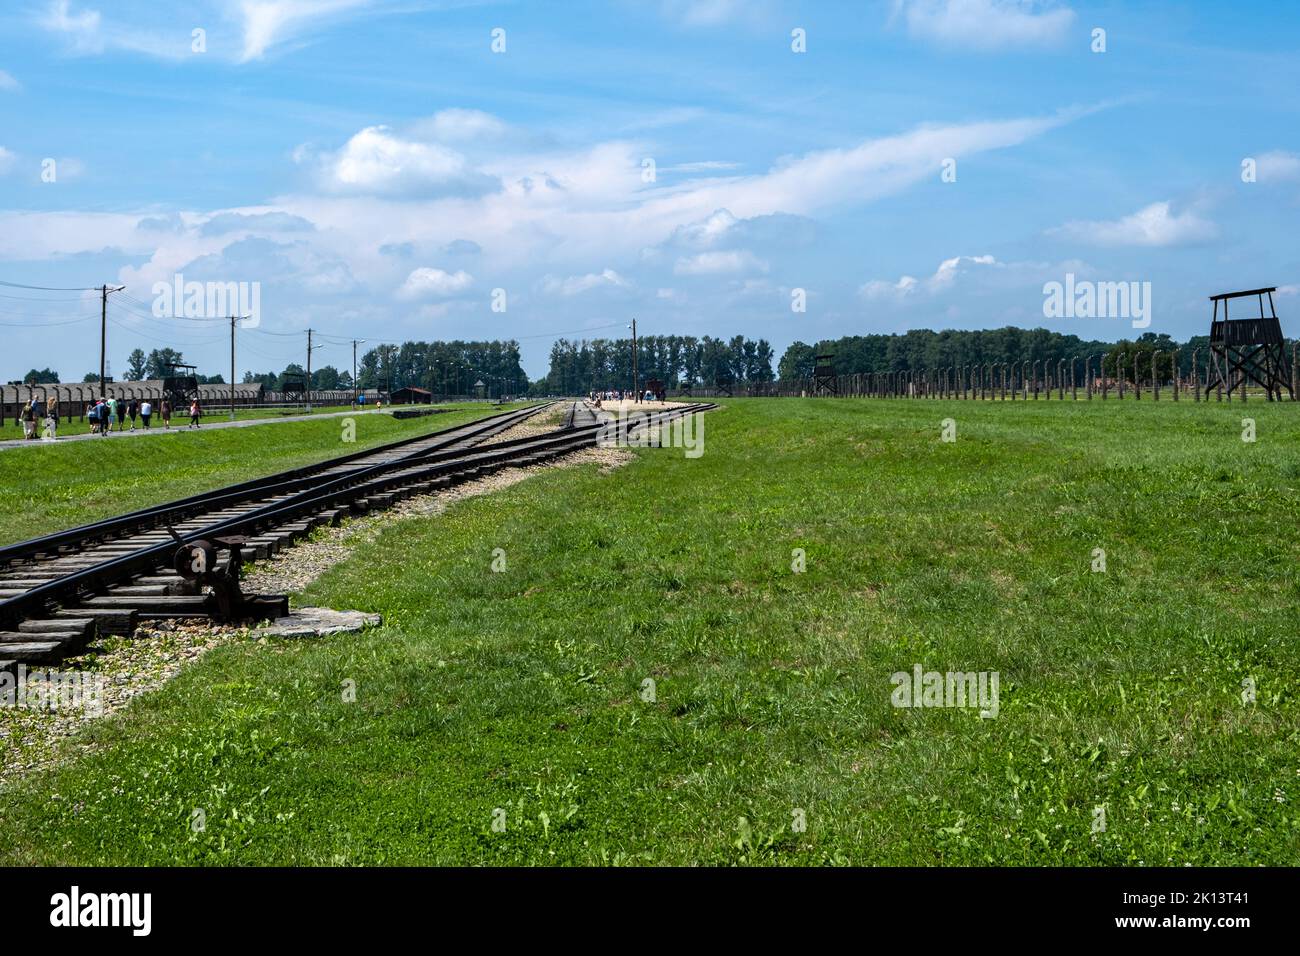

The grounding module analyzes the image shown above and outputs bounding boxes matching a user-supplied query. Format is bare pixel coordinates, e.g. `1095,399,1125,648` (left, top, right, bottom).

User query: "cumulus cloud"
200,237,350,284
1048,200,1217,247
893,0,1076,51
861,254,999,299
541,269,630,296
303,125,498,197
1254,151,1300,182
409,109,509,143
200,211,315,235
397,267,473,299
674,249,768,275
2,104,1084,363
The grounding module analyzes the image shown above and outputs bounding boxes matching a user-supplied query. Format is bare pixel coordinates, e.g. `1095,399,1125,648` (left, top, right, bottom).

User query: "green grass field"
0,402,529,546
1,397,1297,865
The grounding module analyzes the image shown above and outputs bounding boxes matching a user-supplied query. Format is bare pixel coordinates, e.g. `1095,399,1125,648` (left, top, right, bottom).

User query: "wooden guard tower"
813,353,837,396
162,362,200,406
1205,288,1293,401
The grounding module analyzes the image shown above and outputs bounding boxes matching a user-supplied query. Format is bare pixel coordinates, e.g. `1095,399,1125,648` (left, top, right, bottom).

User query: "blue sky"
1,0,1299,382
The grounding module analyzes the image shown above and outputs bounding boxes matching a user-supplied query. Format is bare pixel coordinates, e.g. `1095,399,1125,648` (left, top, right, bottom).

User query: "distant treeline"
243,364,352,391
536,335,775,395
245,340,528,395
777,329,1238,381
359,340,526,395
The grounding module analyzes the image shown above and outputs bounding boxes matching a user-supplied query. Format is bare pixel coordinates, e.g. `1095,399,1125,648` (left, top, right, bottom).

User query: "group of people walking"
590,389,657,404
17,398,58,440
83,396,208,436
10,394,212,442
85,397,204,435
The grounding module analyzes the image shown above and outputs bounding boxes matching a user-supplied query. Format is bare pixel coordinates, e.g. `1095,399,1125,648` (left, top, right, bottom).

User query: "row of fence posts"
804,345,1299,403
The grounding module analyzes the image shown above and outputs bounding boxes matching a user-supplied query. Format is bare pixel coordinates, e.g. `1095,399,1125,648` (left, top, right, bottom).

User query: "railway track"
0,400,714,671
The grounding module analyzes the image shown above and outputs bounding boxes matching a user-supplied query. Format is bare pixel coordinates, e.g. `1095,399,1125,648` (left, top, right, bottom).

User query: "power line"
0,314,98,328
106,315,227,347
111,294,229,324
506,321,629,341
0,291,90,302
0,279,100,292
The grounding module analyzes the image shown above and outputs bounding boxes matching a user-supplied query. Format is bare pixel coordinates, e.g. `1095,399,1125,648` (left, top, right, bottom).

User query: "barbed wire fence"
711,344,1299,403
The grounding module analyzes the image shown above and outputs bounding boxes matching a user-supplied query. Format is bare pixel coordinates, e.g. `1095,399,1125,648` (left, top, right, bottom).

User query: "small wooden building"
390,386,433,405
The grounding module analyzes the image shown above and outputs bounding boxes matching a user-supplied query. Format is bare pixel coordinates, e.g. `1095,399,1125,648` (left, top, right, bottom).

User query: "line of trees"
779,329,1231,384
353,340,527,396
243,365,352,391
111,348,224,383
536,334,775,395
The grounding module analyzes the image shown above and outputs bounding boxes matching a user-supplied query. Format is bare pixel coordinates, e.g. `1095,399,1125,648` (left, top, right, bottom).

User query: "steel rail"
0,402,554,568
0,403,713,627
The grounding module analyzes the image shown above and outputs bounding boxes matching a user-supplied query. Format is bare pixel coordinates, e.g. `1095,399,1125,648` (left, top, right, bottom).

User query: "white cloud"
1255,151,1300,182
665,161,741,174
894,0,1076,50
40,1,102,52
1048,200,1217,247
931,253,997,287
674,249,768,275
410,109,509,143
237,0,372,62
38,1,192,58
308,125,493,196
861,275,921,299
861,255,999,299
44,156,87,182
0,105,1083,361
397,267,473,299
0,147,15,176
0,70,19,91
541,269,630,296
273,106,1077,274
669,209,739,248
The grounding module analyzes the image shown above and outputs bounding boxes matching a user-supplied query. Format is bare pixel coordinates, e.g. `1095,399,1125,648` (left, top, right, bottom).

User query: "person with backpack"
20,401,36,440
127,399,138,431
140,398,152,429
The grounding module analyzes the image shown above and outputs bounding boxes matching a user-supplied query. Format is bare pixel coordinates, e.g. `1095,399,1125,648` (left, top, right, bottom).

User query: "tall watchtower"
163,362,199,406
813,353,837,396
1205,288,1293,401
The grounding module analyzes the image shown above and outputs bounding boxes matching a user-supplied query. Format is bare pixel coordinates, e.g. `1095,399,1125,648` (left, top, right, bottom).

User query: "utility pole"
630,316,638,402
99,285,124,398
352,339,363,408
225,314,249,421
306,328,313,412
230,316,237,421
